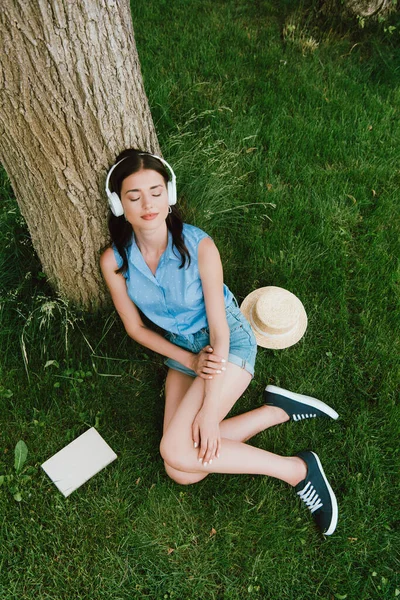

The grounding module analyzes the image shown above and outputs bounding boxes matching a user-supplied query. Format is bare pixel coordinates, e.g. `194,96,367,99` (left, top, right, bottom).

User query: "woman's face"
120,168,169,230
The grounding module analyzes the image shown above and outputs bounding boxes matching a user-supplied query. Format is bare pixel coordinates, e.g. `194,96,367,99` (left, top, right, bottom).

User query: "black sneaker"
264,385,339,421
295,451,338,535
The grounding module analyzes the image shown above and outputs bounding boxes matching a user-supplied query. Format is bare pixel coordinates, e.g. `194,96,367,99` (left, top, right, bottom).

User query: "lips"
141,213,158,220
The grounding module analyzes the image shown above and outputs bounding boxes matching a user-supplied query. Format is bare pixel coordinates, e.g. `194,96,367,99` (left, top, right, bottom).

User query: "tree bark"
345,0,391,16
321,0,393,18
0,0,160,309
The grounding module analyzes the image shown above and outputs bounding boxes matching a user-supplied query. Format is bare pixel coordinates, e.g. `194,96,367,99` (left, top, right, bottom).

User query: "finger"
208,440,217,465
203,440,216,465
192,421,200,450
197,439,207,462
205,440,214,464
196,364,213,378
201,366,222,375
203,360,227,373
205,354,226,364
203,360,225,371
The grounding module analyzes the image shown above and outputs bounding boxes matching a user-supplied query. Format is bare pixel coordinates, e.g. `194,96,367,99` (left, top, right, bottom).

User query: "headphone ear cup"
167,180,177,205
108,192,124,217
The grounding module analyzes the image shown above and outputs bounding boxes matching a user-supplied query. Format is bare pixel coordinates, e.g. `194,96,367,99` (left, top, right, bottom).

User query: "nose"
142,192,154,209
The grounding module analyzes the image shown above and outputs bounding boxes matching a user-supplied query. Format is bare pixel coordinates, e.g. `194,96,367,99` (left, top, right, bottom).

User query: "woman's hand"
192,406,221,465
190,346,226,379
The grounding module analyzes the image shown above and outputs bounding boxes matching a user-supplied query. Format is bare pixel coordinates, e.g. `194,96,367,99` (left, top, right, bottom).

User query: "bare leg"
163,369,193,432
161,364,306,486
220,405,289,442
163,369,209,485
164,369,289,442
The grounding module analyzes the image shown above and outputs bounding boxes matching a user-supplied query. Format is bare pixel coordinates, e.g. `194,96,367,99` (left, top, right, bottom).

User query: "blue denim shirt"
113,224,234,335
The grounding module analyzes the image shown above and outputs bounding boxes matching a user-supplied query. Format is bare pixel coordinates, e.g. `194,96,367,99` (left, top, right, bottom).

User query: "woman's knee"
159,434,175,467
159,432,186,470
160,435,199,476
164,461,207,486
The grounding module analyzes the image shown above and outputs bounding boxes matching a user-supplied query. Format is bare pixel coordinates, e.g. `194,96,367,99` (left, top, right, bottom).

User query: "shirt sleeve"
183,224,211,246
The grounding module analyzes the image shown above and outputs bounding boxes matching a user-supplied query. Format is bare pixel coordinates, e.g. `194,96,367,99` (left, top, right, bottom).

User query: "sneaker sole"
308,451,338,535
265,385,339,420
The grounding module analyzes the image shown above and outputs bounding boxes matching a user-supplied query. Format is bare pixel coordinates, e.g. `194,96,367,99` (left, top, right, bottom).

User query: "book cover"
41,427,117,497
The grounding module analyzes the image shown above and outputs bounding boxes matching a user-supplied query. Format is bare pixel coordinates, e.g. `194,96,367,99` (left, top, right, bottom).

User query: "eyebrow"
125,184,163,194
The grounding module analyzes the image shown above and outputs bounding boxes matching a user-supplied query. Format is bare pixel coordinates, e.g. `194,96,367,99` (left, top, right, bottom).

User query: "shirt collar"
128,229,180,279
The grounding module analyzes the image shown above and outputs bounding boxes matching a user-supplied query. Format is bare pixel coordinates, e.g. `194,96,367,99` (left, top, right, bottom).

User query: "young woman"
100,149,339,535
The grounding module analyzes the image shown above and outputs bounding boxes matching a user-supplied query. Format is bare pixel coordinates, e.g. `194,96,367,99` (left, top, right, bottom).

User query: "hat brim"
240,286,308,349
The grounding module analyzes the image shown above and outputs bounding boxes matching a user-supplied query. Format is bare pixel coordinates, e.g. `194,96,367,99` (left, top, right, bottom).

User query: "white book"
41,427,117,497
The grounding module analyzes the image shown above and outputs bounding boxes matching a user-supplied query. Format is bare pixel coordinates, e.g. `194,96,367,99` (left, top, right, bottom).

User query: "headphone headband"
105,152,177,216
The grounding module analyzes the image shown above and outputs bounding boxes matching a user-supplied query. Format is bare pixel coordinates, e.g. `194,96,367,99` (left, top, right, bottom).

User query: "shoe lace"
293,413,317,421
297,481,323,513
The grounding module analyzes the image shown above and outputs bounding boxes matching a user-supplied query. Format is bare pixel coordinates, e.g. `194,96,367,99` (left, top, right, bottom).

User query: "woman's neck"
133,223,168,258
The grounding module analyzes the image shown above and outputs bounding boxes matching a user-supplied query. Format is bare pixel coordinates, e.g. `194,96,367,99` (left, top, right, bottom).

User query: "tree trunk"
0,0,160,310
344,0,391,16
321,0,393,18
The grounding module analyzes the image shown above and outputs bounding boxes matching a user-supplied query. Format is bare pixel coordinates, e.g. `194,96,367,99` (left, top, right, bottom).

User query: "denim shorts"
164,302,257,378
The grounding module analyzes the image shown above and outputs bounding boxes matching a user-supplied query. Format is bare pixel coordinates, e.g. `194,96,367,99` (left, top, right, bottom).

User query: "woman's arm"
198,237,230,400
192,237,231,462
100,248,222,377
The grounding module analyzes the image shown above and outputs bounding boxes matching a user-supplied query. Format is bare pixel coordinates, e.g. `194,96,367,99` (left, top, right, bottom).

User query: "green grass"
1,1,400,598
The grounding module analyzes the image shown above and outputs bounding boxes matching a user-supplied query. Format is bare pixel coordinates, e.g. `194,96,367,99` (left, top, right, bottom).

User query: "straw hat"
240,286,308,349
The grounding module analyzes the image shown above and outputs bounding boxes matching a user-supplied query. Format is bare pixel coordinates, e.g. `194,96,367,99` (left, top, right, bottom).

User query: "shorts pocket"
226,306,257,348
226,306,249,334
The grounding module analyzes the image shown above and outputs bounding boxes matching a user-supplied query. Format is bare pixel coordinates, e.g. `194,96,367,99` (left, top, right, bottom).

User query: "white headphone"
105,153,177,217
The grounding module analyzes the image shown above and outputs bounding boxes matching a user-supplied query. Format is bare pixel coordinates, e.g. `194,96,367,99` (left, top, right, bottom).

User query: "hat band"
249,305,298,339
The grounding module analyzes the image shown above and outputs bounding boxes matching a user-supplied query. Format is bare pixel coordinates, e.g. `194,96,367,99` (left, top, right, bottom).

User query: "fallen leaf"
167,547,174,555
135,477,141,485
210,528,217,537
